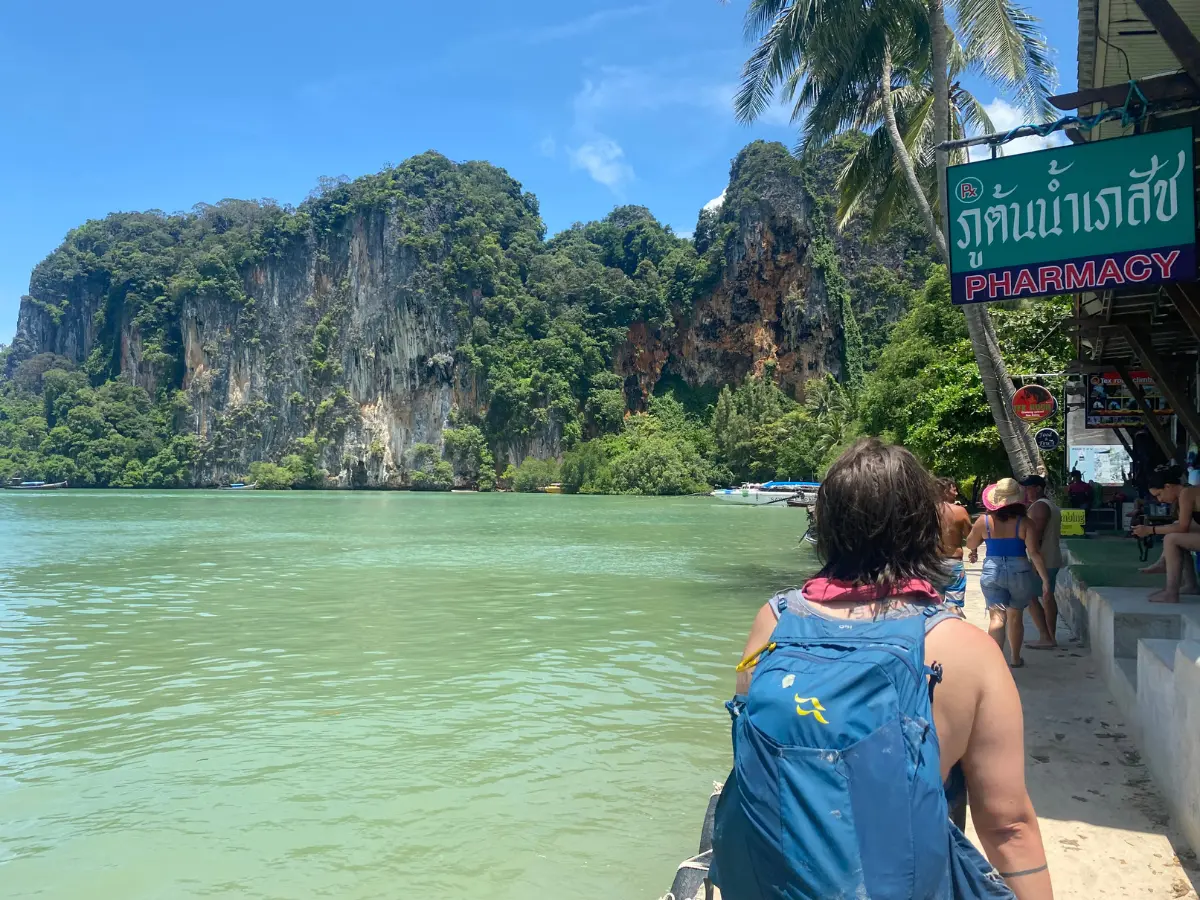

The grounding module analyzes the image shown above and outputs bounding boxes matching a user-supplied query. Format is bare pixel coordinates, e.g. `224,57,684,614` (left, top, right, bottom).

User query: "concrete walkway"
959,555,1200,899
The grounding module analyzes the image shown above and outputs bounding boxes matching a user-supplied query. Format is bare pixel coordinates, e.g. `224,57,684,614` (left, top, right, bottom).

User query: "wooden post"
1163,282,1200,343
1132,0,1200,86
1113,361,1180,460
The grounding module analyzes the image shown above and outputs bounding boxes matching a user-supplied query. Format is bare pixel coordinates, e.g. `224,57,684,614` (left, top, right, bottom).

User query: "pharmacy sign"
947,128,1196,305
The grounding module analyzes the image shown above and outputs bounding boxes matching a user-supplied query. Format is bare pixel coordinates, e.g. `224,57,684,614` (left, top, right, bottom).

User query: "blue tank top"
983,515,1026,557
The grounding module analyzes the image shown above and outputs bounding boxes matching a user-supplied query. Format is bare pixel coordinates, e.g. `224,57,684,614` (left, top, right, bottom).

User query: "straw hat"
982,477,1024,511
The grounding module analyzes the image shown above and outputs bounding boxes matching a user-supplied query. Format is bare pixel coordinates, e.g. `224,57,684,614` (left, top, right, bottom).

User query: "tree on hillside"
730,0,1057,476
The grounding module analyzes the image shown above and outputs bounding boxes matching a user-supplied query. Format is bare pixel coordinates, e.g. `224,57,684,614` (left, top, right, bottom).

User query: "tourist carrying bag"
710,592,1014,899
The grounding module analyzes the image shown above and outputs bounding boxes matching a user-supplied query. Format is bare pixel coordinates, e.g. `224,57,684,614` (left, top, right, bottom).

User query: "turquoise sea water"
0,491,813,899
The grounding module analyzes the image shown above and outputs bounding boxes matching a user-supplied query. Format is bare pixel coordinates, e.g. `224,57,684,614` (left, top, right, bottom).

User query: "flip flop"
1025,641,1057,650
1010,659,1026,669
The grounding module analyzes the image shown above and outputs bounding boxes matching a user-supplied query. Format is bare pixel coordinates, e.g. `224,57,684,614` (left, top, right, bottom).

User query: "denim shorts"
980,556,1035,610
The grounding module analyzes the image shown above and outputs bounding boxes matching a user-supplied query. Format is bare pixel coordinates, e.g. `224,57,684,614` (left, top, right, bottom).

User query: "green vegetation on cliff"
0,139,1045,494
0,351,196,487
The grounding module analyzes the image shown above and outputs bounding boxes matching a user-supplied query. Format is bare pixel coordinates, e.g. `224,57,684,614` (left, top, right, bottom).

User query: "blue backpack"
710,591,1015,900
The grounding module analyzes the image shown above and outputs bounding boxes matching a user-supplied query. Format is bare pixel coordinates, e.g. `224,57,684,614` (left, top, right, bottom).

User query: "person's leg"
1140,553,1166,575
980,574,1008,648
1027,569,1059,649
1026,596,1052,646
1149,532,1200,602
1007,607,1026,667
1044,570,1059,640
1183,550,1199,594
988,606,1008,649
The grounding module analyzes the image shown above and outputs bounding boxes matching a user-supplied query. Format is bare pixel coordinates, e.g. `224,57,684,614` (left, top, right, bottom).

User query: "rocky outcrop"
7,141,926,485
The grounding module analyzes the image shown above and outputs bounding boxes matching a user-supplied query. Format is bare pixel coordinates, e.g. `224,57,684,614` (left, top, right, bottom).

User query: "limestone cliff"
5,141,928,487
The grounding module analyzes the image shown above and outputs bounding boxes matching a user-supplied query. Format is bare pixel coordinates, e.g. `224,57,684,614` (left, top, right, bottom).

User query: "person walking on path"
1133,465,1200,603
937,477,972,615
1021,476,1062,649
965,479,1051,669
715,440,1052,900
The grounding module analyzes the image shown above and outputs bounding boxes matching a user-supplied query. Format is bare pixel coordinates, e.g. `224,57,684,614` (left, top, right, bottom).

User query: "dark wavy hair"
1150,465,1184,490
815,438,947,588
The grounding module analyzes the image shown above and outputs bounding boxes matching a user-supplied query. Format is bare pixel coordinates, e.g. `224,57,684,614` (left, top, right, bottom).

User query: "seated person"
1132,465,1200,603
1065,470,1091,509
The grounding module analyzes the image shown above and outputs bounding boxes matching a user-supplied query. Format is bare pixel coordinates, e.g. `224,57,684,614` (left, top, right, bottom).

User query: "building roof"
1059,0,1200,374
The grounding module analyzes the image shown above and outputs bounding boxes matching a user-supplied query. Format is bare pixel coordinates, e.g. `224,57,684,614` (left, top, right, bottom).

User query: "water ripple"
0,491,814,899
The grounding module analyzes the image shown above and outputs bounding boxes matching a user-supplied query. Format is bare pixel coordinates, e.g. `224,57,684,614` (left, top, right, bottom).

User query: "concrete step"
1089,586,1191,658
1184,608,1200,643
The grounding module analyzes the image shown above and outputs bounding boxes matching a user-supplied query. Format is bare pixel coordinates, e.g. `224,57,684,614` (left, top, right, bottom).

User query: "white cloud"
564,66,738,192
704,190,726,211
968,98,1070,161
573,67,736,125
538,136,557,157
757,100,796,128
522,5,655,45
569,137,635,190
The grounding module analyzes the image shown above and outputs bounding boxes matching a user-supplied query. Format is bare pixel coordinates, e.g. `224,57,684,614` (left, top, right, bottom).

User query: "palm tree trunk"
880,45,947,260
890,8,1040,477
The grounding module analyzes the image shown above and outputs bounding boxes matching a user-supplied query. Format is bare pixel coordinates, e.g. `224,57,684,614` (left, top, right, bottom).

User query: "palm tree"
731,0,1056,476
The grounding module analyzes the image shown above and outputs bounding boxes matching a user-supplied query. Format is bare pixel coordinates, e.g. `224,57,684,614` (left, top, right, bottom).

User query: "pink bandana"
801,577,941,604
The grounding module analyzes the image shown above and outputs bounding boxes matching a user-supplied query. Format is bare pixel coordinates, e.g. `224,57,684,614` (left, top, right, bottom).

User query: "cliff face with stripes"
5,140,929,487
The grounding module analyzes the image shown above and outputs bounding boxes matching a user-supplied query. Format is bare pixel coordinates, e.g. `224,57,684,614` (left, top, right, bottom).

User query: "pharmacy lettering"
948,129,1196,305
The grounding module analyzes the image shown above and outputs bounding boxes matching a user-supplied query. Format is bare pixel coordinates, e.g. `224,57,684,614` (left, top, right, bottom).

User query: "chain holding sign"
947,128,1196,305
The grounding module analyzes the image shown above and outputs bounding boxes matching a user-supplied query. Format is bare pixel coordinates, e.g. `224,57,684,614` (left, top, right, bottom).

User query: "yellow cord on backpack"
736,641,776,673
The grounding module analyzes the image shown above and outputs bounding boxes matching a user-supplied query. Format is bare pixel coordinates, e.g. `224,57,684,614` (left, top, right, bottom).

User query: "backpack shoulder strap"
767,589,798,620
922,603,959,634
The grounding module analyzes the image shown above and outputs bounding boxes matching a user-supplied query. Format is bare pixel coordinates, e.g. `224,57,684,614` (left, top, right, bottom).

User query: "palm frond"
954,0,1057,120
953,87,995,136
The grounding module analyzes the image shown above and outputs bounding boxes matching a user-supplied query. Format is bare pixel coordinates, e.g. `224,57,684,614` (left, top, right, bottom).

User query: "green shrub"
249,461,294,489
411,460,454,491
512,457,559,493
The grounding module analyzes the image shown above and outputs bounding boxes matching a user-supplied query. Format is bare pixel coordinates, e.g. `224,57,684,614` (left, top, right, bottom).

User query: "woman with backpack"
965,479,1053,668
712,438,1051,900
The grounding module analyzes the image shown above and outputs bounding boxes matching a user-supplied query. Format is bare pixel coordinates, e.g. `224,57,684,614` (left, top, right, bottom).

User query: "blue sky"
0,0,1078,344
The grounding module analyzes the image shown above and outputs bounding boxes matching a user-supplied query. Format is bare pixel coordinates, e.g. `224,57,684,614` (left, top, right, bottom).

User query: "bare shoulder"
927,618,1014,767
928,616,997,659
927,618,1007,691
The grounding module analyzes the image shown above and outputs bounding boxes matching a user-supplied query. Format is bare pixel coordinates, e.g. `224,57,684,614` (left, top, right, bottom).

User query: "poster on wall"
947,128,1197,305
1084,370,1172,428
1069,445,1131,485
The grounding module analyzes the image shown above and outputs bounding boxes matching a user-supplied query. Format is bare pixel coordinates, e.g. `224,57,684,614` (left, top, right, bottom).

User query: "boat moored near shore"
710,481,819,506
4,480,69,490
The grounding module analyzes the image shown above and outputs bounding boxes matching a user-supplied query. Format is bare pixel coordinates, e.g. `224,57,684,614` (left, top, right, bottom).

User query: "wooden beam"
1163,282,1200,343
1049,71,1199,111
1114,361,1180,459
1131,0,1200,87
1121,326,1200,445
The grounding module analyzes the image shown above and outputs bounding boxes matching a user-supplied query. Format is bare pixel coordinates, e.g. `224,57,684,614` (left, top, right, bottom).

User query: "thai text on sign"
947,128,1196,305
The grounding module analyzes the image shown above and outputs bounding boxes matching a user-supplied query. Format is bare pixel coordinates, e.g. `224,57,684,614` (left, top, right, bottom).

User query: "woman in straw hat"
965,478,1052,668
